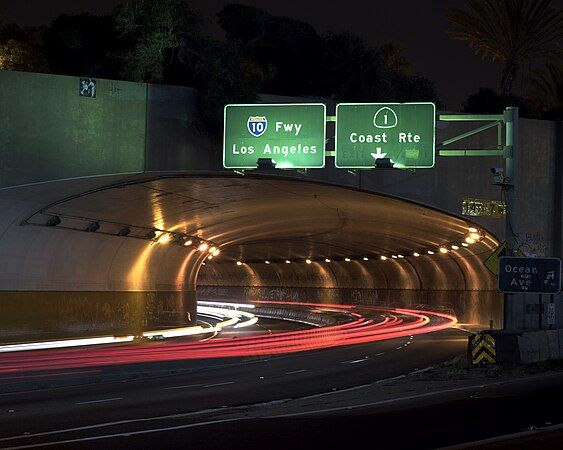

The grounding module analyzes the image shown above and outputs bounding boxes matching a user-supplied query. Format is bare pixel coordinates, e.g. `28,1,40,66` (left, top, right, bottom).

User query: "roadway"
0,328,468,448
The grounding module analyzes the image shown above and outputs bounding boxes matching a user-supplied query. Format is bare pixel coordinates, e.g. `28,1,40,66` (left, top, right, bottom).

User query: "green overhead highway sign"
335,102,436,169
223,103,326,169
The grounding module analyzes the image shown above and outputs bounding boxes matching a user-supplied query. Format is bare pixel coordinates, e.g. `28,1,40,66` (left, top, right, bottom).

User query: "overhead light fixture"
257,158,276,170
439,247,448,254
305,259,312,264
468,227,478,233
363,257,369,261
198,242,209,251
212,249,220,256
209,247,217,253
465,237,476,244
398,254,404,258
413,252,420,257
469,233,481,240
392,255,398,259
236,261,242,266
345,258,351,262
285,260,291,264
118,226,131,236
451,245,459,250
380,256,387,260
85,221,100,232
207,255,213,260
158,233,171,244
375,157,394,169
265,260,270,264
46,216,61,227
325,258,331,263
184,239,193,246
202,262,206,266
462,242,469,247
428,250,435,255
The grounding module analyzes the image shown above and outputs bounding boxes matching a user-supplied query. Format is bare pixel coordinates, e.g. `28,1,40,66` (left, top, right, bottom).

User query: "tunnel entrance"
0,172,501,343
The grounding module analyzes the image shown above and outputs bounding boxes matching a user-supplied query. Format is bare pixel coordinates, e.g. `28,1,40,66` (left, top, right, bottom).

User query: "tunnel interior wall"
0,291,196,344
0,179,199,344
197,259,503,327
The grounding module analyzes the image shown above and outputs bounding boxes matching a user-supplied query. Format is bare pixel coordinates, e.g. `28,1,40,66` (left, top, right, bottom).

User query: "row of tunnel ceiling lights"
44,215,221,258
229,227,485,267
154,232,221,258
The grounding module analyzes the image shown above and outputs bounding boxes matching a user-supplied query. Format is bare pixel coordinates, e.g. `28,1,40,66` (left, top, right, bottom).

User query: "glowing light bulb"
198,242,209,251
158,234,170,244
451,245,459,250
236,261,242,266
413,252,420,257
465,237,476,244
462,242,469,247
468,227,478,233
325,258,331,263
470,232,480,240
184,239,193,246
363,257,369,261
392,255,398,259
428,250,435,255
398,254,404,258
305,259,312,264
212,249,220,256
345,258,351,262
285,260,291,264
265,260,270,264
209,247,217,253
207,255,213,260
380,256,387,260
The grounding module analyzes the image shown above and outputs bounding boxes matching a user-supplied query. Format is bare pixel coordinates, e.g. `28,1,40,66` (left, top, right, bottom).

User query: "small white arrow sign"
370,147,387,160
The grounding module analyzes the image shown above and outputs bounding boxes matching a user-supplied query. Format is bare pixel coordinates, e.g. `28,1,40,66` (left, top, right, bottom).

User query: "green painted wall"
0,70,146,188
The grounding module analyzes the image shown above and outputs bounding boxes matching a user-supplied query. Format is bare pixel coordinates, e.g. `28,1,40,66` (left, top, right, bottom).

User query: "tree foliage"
0,24,48,72
447,0,563,95
217,4,325,95
112,0,201,83
462,87,532,116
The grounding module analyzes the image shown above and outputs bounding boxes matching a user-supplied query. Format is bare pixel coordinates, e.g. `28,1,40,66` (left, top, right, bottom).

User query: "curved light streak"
0,301,457,376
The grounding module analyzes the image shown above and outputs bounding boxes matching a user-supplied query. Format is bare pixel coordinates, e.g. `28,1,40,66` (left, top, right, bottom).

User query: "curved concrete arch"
0,172,502,343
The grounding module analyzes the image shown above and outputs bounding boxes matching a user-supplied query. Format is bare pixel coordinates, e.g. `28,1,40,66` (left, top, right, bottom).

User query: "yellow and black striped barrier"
470,331,496,366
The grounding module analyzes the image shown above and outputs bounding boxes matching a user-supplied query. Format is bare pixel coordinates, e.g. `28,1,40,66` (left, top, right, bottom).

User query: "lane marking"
162,384,202,391
409,366,434,375
75,397,122,406
203,381,234,388
341,357,369,364
439,421,563,449
4,373,563,446
285,370,307,375
376,375,406,384
0,418,244,449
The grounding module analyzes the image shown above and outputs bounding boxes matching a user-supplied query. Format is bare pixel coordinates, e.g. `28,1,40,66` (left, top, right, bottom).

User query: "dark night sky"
2,0,561,109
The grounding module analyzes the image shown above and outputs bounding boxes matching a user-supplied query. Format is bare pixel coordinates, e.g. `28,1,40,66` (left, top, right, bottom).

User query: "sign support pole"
539,294,543,330
503,107,519,330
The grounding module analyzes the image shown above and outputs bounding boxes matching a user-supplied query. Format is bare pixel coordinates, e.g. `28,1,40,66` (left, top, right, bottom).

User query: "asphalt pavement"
0,328,468,448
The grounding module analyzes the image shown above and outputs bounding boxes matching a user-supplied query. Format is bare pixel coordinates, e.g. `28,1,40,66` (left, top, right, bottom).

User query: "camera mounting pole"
438,107,519,330
503,107,519,330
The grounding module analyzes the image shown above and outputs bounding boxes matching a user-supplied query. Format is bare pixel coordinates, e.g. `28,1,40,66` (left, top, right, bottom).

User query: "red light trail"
0,302,456,378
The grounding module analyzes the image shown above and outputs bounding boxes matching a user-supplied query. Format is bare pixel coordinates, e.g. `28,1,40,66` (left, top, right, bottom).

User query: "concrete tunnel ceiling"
22,172,500,297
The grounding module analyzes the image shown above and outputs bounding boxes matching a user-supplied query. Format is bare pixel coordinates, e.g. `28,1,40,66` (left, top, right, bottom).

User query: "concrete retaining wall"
517,329,563,363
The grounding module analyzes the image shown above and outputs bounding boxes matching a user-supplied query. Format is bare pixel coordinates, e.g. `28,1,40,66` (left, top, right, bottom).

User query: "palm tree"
447,0,563,95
